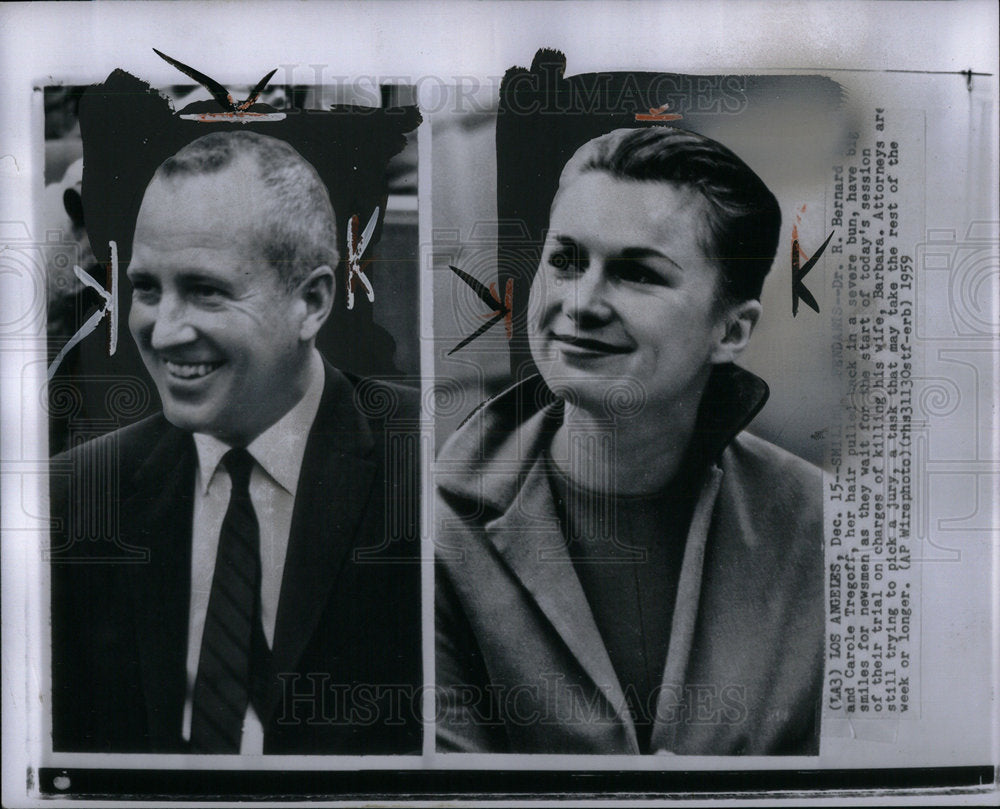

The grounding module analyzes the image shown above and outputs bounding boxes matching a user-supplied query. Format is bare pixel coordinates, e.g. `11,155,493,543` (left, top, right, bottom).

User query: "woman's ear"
710,298,762,364
296,264,336,342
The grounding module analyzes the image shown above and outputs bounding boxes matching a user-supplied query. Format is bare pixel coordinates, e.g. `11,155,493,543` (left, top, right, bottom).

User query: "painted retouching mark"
346,207,379,310
791,204,833,316
153,49,284,122
447,265,513,355
634,103,683,123
48,241,118,380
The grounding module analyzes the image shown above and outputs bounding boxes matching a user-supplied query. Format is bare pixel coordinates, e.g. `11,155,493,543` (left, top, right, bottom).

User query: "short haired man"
436,127,823,755
51,131,422,754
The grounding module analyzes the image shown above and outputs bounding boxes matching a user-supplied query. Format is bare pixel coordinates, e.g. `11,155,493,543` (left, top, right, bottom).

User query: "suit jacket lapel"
267,363,377,719
485,455,638,751
121,423,195,751
650,465,723,753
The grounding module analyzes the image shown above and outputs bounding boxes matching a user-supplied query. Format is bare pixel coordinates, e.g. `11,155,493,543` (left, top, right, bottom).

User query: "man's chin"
159,400,225,438
159,397,274,446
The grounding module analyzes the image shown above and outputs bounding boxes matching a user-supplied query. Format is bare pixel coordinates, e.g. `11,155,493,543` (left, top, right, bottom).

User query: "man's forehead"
145,150,270,202
136,157,270,238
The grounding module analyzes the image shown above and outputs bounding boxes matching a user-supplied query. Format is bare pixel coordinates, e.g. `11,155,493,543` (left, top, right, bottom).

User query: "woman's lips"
551,334,632,354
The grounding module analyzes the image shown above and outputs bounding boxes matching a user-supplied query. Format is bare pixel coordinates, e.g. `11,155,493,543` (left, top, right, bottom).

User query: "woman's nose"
563,264,613,325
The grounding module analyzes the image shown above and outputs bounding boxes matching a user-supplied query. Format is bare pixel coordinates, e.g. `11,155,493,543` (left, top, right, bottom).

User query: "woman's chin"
541,376,612,414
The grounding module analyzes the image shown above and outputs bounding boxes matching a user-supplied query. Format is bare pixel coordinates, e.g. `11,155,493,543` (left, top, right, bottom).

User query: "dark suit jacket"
50,361,423,754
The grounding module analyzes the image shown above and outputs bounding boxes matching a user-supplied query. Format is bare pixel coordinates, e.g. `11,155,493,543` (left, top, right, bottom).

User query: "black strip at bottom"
38,765,995,800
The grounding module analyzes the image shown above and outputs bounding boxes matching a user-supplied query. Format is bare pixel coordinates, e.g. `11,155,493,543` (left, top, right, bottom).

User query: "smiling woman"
529,172,761,494
435,127,825,756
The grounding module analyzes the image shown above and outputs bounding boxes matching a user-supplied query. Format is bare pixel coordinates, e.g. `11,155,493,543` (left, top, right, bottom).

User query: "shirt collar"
193,350,326,496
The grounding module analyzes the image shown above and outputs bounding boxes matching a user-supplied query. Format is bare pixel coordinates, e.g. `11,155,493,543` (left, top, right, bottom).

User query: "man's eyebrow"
125,267,233,288
553,234,582,250
176,270,229,285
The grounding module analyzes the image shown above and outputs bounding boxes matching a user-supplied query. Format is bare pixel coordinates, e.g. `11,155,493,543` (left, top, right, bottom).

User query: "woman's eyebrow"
619,246,685,271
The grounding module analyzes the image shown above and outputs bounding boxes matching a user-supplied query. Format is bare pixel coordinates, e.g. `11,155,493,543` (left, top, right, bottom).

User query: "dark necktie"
190,447,271,753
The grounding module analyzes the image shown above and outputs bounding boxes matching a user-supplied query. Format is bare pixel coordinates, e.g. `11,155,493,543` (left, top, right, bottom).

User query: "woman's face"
528,172,732,417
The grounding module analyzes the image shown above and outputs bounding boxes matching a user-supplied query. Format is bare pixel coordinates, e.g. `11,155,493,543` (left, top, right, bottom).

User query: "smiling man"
50,131,422,754
436,127,823,755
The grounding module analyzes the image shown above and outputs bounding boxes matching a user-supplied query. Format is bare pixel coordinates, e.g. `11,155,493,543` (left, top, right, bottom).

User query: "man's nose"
564,263,613,325
148,295,198,350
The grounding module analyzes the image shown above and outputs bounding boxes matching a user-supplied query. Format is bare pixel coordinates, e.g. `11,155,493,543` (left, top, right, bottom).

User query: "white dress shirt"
182,350,325,754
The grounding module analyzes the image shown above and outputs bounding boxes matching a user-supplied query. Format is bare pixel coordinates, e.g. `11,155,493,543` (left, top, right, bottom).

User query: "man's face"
128,162,311,445
528,172,733,415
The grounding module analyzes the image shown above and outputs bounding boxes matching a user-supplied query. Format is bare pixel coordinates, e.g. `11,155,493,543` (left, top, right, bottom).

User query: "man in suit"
50,130,422,754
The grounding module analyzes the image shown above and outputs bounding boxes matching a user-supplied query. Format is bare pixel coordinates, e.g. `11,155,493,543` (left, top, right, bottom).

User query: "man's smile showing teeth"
163,359,224,379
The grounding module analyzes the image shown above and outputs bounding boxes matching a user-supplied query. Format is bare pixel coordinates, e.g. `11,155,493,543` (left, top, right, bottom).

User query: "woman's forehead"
549,173,712,257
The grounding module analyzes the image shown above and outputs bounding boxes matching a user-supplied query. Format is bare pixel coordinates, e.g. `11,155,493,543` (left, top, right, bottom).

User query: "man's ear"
710,298,762,364
296,265,335,342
